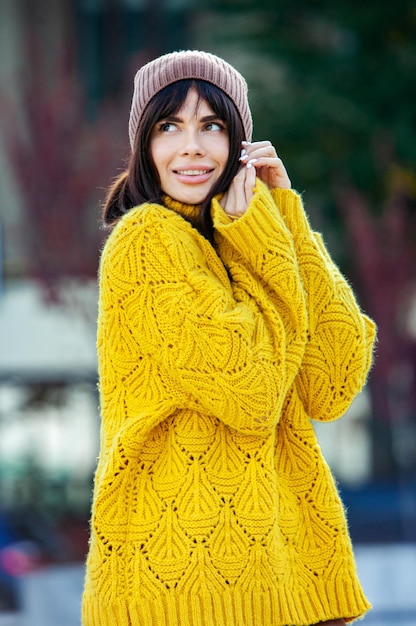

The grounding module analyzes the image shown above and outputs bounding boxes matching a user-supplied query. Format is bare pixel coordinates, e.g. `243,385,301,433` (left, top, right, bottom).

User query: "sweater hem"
82,579,371,626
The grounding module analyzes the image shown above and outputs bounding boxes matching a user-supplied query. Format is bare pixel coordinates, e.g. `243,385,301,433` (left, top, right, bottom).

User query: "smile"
173,168,215,185
174,169,214,175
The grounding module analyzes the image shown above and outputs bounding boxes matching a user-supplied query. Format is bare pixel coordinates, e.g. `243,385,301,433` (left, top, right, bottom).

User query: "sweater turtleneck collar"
163,195,201,223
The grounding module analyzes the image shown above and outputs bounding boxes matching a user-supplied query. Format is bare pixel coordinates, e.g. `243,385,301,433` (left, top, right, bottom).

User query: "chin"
174,192,206,205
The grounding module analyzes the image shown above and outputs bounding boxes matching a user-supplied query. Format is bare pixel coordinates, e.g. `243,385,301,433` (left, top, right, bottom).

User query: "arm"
212,179,308,388
102,203,307,436
271,187,376,421
216,138,375,421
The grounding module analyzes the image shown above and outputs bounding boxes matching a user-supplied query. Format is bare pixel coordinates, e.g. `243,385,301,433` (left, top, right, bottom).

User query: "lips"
175,169,212,175
173,167,215,184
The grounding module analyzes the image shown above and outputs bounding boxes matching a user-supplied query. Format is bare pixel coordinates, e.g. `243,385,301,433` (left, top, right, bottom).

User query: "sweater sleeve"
271,187,377,421
211,180,308,389
100,203,308,436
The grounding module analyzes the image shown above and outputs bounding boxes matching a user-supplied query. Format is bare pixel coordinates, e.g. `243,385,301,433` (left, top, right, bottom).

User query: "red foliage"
337,171,416,427
2,39,128,301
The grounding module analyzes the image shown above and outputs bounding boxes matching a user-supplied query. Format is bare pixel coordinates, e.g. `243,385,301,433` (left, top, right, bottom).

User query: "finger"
221,181,236,215
224,168,245,216
251,157,291,189
251,156,284,168
240,148,277,164
240,141,276,162
244,160,257,200
219,189,229,211
233,167,251,214
222,166,253,218
242,140,273,153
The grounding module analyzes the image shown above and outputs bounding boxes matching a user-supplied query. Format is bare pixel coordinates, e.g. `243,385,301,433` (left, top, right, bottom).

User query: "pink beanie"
128,50,252,150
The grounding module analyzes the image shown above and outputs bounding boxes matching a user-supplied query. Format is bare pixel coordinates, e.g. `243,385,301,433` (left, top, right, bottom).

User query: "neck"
163,195,201,222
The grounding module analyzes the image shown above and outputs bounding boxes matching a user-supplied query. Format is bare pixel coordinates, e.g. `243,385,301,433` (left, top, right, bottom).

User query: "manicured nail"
240,149,247,157
246,158,257,168
242,141,249,146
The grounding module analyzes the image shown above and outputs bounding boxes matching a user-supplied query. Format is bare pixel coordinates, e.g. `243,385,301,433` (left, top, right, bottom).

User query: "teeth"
176,170,208,175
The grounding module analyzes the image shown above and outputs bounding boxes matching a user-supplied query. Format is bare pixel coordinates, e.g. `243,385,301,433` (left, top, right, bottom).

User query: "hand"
219,158,257,218
239,140,291,190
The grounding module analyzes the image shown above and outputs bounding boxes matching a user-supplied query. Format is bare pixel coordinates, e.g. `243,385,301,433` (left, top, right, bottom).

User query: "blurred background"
0,0,415,624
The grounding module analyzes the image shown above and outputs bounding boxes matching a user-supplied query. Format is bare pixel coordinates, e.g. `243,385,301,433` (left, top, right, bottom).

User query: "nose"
179,129,205,156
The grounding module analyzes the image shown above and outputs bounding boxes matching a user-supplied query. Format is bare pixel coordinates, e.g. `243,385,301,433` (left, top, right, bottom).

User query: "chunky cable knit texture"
82,181,376,626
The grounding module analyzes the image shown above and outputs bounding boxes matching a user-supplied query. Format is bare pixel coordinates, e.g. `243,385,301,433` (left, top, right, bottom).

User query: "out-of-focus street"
0,543,415,626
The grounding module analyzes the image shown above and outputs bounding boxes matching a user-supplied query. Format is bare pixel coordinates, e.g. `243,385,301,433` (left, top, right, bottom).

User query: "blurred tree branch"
1,32,128,303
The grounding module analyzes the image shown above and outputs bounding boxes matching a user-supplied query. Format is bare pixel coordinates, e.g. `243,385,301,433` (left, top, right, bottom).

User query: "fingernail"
246,158,257,168
242,141,249,146
240,149,247,157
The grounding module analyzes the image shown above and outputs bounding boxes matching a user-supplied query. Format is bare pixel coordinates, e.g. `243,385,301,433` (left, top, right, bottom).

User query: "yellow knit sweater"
82,180,376,626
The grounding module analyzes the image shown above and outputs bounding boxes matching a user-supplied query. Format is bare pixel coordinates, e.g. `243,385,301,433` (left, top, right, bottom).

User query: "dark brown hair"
102,79,245,242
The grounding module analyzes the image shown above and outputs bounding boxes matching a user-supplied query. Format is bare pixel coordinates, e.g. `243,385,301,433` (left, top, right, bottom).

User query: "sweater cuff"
212,180,294,254
270,187,312,241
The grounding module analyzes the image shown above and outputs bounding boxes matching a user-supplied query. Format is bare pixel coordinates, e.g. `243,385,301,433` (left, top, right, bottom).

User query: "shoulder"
107,202,176,243
103,202,196,257
100,202,207,283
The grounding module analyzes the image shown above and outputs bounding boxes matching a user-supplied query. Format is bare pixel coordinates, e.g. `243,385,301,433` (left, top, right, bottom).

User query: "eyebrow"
162,114,221,123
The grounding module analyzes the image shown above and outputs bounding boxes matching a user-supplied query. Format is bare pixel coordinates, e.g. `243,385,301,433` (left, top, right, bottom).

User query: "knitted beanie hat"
128,50,252,150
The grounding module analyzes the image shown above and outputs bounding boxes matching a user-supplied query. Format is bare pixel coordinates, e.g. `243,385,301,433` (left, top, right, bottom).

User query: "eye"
204,122,224,132
158,122,177,132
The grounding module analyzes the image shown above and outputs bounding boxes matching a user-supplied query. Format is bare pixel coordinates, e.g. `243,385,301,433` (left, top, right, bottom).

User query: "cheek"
149,142,166,179
215,138,230,170
149,142,157,166
149,141,160,164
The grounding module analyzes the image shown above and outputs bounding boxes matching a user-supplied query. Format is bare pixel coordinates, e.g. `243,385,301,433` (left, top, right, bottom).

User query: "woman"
82,50,376,626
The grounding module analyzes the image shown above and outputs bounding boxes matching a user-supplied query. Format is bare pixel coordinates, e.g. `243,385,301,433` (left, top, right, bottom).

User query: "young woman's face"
150,88,230,205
